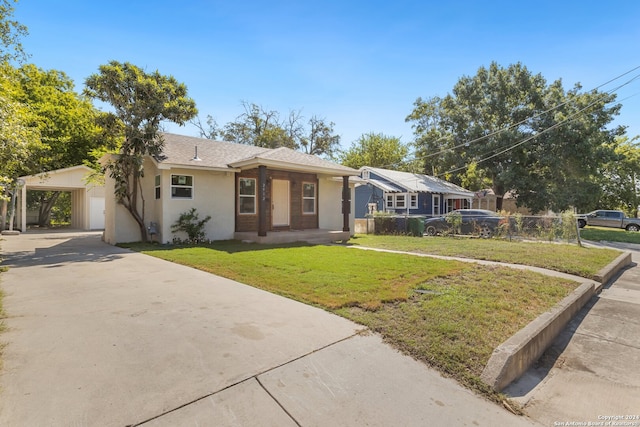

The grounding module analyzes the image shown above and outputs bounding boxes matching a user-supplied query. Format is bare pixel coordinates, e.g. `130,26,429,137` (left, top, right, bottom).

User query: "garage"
15,165,105,231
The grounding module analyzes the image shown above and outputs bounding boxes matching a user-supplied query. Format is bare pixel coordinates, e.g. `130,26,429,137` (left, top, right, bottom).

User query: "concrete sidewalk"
0,231,537,426
505,241,640,425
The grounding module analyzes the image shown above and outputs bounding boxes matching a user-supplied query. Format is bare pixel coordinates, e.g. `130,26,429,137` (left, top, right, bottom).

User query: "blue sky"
13,1,640,150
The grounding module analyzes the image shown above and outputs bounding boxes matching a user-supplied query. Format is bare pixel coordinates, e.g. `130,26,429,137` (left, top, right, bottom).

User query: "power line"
366,65,640,173
438,72,640,176
421,65,640,160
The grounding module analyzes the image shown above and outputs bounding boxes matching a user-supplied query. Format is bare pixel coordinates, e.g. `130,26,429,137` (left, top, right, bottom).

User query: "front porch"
234,229,351,244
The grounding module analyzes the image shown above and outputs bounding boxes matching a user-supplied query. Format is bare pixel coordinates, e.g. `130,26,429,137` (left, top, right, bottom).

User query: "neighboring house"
16,165,105,231
102,133,359,245
472,189,534,215
354,166,474,218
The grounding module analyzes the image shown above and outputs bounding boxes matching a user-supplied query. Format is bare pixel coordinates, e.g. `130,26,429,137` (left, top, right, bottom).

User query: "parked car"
424,209,503,238
576,210,640,231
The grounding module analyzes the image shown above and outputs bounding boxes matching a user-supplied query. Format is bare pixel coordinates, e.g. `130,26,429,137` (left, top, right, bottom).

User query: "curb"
481,251,633,392
593,251,632,289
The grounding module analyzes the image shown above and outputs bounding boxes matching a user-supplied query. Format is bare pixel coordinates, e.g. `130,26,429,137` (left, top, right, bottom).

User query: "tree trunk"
38,192,61,227
125,173,149,242
495,196,504,211
0,198,7,230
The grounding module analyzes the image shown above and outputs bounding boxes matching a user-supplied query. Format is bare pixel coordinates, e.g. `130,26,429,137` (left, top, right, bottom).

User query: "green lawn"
123,239,596,406
581,226,640,244
349,234,620,280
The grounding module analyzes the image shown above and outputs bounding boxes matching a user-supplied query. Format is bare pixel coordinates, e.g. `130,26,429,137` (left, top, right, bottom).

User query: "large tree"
85,61,197,242
0,0,28,63
0,0,31,229
407,62,623,212
338,132,414,171
599,136,640,217
299,115,340,157
5,64,105,226
215,101,340,157
222,102,296,149
0,65,41,229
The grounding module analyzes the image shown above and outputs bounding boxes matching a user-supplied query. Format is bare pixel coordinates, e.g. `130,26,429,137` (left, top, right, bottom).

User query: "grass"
123,239,593,406
348,234,621,280
580,226,640,244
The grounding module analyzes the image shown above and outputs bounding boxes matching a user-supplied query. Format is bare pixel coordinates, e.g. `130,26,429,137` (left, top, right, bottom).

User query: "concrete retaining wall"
481,251,633,391
594,251,632,287
480,281,597,391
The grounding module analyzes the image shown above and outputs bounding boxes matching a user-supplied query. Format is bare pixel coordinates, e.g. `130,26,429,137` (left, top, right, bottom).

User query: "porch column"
258,165,267,237
342,176,350,232
19,182,27,232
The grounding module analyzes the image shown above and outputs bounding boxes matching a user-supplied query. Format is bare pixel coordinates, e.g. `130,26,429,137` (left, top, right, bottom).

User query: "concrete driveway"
0,231,536,426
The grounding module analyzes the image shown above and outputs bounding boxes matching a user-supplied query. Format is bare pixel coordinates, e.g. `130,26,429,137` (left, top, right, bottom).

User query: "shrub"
373,212,396,235
171,208,211,243
445,211,462,235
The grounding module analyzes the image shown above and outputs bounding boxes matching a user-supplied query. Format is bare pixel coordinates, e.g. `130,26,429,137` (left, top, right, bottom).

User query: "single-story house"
102,133,359,245
15,165,105,231
354,166,475,218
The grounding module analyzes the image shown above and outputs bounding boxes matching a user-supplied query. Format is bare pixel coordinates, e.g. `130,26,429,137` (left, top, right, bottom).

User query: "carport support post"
342,176,350,232
258,165,267,237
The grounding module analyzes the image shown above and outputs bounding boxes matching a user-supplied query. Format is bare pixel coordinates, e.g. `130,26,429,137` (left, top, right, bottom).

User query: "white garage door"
90,197,105,230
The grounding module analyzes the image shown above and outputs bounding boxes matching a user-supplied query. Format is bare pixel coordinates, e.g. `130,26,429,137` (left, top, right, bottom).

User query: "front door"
272,179,290,227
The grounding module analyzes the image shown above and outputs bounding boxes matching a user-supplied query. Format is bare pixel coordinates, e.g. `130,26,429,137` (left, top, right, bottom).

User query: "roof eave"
229,158,359,176
156,162,240,173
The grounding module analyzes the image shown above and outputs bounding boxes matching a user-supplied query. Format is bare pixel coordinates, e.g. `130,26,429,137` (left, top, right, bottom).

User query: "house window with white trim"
385,194,394,209
432,194,440,216
362,170,370,180
302,182,316,214
239,178,256,214
171,174,193,199
395,194,406,209
155,175,161,199
409,193,418,209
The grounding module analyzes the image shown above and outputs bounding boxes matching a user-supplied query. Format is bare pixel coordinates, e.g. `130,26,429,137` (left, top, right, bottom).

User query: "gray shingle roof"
363,166,474,197
156,133,357,175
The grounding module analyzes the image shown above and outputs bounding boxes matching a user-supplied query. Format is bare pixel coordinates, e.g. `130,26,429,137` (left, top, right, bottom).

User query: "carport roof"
20,165,98,191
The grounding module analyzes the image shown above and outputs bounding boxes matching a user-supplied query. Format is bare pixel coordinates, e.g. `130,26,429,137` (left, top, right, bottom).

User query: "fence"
364,212,582,244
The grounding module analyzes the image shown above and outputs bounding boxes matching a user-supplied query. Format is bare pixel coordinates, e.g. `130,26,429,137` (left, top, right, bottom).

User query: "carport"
16,165,105,231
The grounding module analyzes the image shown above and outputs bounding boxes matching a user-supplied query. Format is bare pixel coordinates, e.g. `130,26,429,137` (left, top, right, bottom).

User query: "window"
154,175,161,199
395,194,406,209
302,182,316,214
362,170,370,180
446,198,454,213
432,194,440,216
409,194,418,209
385,194,394,209
171,175,193,199
239,178,256,214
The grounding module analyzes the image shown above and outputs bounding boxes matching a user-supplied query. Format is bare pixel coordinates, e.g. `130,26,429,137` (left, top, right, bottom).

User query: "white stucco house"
102,133,359,245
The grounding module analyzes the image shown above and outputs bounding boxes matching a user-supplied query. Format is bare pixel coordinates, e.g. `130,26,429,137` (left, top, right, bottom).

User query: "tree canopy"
406,62,623,212
85,61,198,241
197,101,341,158
0,0,28,63
2,63,106,226
0,64,41,183
599,136,640,216
338,132,415,171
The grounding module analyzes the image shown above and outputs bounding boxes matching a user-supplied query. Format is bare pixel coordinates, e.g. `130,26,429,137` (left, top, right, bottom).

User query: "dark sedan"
424,209,502,237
